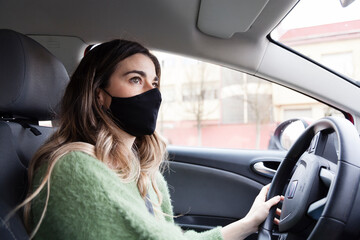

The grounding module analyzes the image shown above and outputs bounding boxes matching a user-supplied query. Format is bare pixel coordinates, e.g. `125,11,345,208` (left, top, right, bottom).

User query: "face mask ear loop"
99,88,113,113
102,88,113,97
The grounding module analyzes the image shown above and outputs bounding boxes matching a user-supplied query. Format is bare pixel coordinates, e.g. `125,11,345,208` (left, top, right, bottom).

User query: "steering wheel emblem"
287,180,298,199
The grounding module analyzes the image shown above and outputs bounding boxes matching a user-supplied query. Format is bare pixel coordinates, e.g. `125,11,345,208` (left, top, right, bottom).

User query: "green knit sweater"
31,151,223,240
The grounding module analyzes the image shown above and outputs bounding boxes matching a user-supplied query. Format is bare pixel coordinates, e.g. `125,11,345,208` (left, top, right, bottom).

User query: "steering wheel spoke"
319,167,334,188
307,168,334,220
307,197,327,221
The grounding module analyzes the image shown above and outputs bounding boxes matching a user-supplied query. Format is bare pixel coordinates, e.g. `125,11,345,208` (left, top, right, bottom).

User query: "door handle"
252,161,277,178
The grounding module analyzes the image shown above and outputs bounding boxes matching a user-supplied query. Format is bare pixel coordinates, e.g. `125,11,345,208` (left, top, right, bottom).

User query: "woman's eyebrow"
123,70,159,82
123,70,146,77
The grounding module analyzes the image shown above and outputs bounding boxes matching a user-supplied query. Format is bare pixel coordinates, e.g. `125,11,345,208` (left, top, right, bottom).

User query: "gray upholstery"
0,29,68,120
0,29,69,239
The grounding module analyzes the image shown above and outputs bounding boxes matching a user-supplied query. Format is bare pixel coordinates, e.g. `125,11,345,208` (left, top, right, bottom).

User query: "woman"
18,39,281,239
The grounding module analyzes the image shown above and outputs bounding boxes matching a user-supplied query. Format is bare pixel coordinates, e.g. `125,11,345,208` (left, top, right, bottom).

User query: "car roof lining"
0,0,297,73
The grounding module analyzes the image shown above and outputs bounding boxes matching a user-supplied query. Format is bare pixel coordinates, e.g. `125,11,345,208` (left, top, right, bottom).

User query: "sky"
281,0,360,30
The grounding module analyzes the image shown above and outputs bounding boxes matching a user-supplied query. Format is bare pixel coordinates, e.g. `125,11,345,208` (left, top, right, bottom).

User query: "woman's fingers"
261,187,284,225
274,197,283,224
265,195,281,208
274,199,284,225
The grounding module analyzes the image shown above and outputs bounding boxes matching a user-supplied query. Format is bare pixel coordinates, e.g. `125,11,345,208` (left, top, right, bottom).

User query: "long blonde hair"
11,39,168,238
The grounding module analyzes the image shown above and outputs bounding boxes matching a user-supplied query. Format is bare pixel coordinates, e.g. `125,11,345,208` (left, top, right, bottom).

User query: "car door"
164,146,284,234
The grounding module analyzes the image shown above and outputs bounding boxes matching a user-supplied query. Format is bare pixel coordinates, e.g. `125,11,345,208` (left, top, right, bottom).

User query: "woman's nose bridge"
144,79,155,90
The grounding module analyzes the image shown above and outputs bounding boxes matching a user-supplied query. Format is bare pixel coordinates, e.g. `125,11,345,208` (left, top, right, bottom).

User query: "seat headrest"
0,29,69,120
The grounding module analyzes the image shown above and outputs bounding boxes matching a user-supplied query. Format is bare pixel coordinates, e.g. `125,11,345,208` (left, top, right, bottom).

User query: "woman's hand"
221,184,282,240
243,184,282,232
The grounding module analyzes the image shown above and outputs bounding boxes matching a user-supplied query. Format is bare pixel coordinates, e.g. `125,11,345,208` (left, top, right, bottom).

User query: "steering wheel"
258,117,360,240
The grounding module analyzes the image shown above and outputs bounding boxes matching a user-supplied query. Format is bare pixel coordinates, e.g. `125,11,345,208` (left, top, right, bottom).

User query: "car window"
271,0,360,84
154,51,343,150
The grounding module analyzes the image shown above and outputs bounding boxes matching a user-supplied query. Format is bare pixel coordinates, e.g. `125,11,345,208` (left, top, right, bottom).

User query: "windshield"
272,0,360,84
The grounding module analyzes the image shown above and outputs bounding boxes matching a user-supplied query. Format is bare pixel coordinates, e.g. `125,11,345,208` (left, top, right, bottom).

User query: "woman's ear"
96,88,105,106
96,88,112,108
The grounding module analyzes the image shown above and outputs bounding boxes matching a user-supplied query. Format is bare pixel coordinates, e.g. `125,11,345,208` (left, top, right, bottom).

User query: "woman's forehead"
115,54,157,75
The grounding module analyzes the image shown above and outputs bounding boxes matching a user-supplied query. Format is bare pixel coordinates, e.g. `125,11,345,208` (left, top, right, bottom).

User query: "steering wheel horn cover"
279,154,329,232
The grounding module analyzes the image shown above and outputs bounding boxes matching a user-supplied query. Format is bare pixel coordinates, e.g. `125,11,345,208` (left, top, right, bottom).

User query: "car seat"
0,29,69,239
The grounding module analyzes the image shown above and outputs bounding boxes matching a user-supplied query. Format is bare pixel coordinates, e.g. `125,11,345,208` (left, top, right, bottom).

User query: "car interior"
1,0,360,239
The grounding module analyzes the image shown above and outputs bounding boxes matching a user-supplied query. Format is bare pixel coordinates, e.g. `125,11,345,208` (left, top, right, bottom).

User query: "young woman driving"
17,39,281,240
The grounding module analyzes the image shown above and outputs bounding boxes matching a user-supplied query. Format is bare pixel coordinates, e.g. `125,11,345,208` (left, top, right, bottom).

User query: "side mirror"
268,119,309,151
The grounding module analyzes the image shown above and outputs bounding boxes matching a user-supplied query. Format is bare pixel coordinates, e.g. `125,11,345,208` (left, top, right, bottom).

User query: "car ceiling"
2,0,360,118
0,0,297,72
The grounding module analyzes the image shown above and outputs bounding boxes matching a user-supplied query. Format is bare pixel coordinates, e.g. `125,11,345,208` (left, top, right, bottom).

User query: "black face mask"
102,88,162,137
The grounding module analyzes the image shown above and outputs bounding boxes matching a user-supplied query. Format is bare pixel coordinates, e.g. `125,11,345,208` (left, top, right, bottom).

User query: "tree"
182,62,218,146
244,76,273,149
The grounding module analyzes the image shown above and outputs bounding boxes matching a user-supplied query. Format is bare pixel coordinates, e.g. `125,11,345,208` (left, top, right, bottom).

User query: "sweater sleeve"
31,151,223,240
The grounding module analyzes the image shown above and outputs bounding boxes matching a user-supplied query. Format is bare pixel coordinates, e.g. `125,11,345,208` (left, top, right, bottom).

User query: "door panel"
166,161,262,218
163,146,286,233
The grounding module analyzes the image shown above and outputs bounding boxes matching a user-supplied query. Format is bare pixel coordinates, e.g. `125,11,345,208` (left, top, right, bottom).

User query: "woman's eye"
130,77,141,84
152,82,159,88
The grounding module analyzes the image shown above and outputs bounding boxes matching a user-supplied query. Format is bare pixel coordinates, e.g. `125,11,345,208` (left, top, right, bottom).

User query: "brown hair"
12,39,167,238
